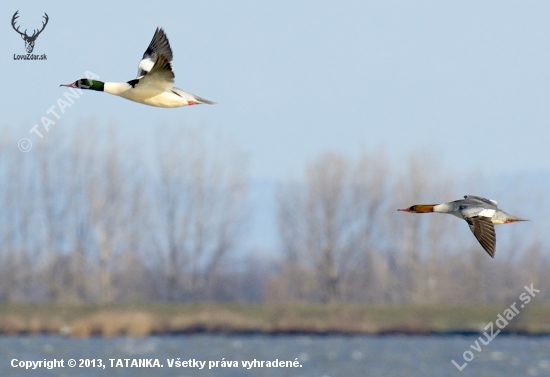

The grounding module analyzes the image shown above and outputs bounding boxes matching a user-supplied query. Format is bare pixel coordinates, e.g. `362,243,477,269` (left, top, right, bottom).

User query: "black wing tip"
153,27,166,37
142,27,173,62
485,247,495,258
480,238,496,258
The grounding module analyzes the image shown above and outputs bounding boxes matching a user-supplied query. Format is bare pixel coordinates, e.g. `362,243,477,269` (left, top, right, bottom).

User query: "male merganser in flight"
61,28,215,108
398,195,528,258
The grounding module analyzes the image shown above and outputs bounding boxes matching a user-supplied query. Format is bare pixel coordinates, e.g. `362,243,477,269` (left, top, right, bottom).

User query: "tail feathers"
192,94,217,105
172,87,216,104
503,212,529,223
506,216,529,223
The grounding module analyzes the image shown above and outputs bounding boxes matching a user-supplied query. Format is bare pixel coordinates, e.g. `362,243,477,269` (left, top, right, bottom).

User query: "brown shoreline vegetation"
0,303,549,338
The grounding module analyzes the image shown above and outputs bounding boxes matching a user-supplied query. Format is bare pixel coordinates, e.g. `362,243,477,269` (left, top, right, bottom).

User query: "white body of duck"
398,195,529,258
103,82,212,108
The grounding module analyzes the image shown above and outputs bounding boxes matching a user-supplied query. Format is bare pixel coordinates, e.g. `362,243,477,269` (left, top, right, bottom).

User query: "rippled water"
1,335,550,376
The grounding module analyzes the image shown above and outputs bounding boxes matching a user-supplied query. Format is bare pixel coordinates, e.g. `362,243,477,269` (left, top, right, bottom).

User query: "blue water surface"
1,335,549,377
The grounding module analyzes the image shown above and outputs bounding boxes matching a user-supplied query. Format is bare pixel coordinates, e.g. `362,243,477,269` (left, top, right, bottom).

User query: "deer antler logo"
12,11,49,54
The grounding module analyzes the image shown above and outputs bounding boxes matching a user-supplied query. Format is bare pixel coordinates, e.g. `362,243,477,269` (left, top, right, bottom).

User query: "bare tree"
0,122,547,305
154,128,247,301
277,152,390,303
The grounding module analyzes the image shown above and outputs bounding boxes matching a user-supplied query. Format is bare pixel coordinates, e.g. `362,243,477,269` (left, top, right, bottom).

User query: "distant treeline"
0,124,547,304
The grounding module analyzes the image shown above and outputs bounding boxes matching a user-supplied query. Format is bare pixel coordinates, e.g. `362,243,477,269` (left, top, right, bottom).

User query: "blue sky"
3,1,550,183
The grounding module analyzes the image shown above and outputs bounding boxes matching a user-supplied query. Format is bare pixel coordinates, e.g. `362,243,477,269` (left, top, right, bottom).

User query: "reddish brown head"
397,204,436,213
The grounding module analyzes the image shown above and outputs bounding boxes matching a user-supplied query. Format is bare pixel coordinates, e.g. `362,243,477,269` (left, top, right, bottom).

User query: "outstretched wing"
464,195,498,207
137,28,173,78
465,216,497,258
135,54,174,92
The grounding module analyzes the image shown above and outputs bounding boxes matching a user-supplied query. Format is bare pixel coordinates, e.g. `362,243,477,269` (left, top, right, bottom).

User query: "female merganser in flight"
398,195,528,258
60,28,215,108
